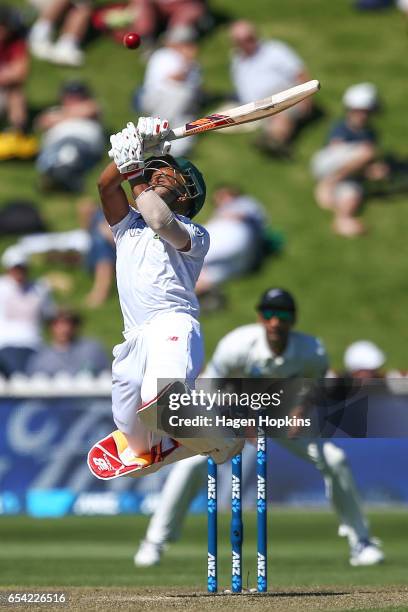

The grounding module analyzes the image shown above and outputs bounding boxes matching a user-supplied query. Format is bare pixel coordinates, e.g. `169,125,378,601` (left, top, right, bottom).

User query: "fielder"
88,116,242,480
135,287,384,567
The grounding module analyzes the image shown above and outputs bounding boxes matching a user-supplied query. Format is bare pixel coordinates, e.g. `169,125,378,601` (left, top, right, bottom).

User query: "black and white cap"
256,288,297,314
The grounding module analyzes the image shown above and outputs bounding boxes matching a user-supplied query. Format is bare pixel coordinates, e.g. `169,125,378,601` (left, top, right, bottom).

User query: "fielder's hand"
109,122,144,178
137,116,171,156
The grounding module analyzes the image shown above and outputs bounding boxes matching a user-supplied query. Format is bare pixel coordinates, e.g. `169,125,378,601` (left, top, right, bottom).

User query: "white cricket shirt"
231,40,304,104
0,275,54,349
204,323,328,379
143,47,202,92
111,208,209,331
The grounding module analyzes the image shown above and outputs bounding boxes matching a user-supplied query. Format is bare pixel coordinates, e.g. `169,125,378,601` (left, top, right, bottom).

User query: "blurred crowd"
0,1,406,377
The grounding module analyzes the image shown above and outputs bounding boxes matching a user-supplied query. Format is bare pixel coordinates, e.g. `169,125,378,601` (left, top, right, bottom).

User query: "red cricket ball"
123,32,141,49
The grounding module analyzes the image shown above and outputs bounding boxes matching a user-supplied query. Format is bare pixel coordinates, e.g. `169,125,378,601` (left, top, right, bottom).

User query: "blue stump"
257,431,267,592
207,457,218,593
231,453,243,592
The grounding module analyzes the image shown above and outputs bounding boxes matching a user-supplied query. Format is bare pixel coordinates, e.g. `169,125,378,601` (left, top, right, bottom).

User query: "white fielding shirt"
0,275,54,349
143,47,202,92
231,40,304,104
204,323,328,379
110,207,209,331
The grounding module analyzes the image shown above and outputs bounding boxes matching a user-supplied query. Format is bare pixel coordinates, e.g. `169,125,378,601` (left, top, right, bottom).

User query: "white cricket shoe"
349,538,385,567
30,38,55,61
134,539,163,567
51,39,83,67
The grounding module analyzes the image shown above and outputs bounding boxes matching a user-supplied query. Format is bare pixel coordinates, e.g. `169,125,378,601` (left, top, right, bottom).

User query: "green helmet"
173,157,206,219
144,155,206,219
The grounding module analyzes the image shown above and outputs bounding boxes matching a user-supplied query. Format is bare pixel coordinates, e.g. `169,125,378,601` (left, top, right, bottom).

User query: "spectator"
229,20,313,156
77,199,116,308
129,0,207,47
311,83,389,237
29,0,92,67
35,81,105,192
0,248,55,377
195,185,267,299
2,199,116,309
397,0,408,12
27,307,110,376
0,5,38,160
344,340,386,379
137,26,202,155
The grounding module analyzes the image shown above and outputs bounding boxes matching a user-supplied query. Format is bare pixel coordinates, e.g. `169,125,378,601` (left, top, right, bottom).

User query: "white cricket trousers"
143,439,370,548
111,312,203,451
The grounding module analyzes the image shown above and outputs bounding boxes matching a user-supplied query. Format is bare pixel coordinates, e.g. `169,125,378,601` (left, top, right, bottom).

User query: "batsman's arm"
129,181,191,252
97,161,134,226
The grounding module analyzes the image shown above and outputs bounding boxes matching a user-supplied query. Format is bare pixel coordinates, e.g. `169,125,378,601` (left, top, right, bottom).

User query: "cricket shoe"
29,38,55,61
349,538,385,567
50,38,83,67
87,431,196,480
134,539,163,567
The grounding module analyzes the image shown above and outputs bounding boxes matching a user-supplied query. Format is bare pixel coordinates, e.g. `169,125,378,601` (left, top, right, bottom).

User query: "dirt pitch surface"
2,587,408,612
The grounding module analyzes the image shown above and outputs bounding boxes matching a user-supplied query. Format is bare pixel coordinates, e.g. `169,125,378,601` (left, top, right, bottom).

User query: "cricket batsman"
88,117,243,479
134,287,384,568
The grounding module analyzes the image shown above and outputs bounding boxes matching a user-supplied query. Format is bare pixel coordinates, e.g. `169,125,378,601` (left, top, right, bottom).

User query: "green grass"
0,510,406,589
2,1,408,366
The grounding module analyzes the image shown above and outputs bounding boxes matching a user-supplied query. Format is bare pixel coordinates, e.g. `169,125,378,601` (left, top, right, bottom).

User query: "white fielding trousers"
143,439,369,548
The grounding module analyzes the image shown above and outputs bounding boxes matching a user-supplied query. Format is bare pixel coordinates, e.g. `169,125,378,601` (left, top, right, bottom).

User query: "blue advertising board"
1,397,408,516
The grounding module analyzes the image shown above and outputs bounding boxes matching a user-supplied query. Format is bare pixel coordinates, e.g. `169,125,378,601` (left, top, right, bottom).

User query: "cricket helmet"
174,157,206,218
144,155,206,219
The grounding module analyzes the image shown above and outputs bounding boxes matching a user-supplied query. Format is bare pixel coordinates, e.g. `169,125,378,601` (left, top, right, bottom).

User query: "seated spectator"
0,5,38,160
195,185,267,299
29,0,92,67
344,340,386,379
229,20,313,156
130,0,207,48
35,81,105,192
136,26,201,156
3,199,115,308
27,307,110,376
0,248,55,377
77,199,116,308
311,83,389,237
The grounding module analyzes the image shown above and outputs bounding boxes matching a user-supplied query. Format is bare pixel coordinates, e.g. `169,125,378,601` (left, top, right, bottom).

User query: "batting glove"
137,116,171,156
109,122,144,179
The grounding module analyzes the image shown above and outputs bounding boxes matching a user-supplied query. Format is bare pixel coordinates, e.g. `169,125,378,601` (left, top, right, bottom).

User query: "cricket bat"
167,79,320,140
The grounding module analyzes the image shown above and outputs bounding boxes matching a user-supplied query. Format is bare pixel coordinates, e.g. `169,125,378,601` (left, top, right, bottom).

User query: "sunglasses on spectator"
259,309,294,322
